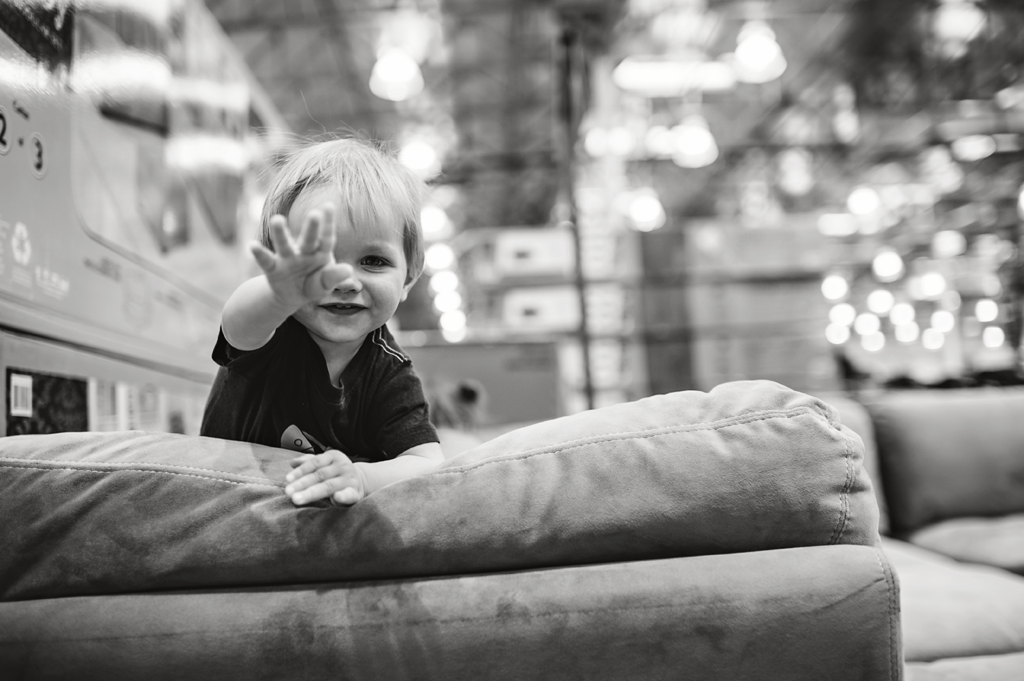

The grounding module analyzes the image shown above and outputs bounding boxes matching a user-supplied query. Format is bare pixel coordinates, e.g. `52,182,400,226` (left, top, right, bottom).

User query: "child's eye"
361,255,391,269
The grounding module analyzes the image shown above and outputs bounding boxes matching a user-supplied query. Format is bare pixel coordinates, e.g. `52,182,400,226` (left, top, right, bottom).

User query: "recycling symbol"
12,222,31,266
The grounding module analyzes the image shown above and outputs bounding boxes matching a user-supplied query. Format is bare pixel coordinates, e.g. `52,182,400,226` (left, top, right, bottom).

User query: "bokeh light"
821,274,849,300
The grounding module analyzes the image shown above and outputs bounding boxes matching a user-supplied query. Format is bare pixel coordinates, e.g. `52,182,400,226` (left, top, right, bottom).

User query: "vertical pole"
558,23,595,410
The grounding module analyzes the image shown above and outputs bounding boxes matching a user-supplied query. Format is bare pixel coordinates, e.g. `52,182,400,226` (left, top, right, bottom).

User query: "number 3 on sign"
0,106,9,156
29,132,45,178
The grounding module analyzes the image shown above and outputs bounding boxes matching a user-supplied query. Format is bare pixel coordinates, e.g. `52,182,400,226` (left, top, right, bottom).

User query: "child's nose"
333,271,362,293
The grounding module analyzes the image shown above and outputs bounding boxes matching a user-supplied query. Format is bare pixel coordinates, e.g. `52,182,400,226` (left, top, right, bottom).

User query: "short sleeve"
211,326,285,373
368,361,439,458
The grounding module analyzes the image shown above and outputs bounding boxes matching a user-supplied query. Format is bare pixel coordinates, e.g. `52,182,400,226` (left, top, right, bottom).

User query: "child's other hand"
249,203,353,310
285,450,366,506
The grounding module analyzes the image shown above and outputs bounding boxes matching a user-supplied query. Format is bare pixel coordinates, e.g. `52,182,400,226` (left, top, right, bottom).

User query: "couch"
820,388,1024,681
0,380,899,680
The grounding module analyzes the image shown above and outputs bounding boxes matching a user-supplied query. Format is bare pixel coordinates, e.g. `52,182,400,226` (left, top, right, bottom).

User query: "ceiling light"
429,270,460,294
612,56,736,98
671,115,718,168
922,328,945,350
951,135,996,162
872,250,904,282
821,275,849,301
890,303,916,326
439,309,467,332
983,326,1005,348
825,323,850,345
920,272,947,299
627,189,667,232
732,21,787,84
817,213,858,237
861,332,885,352
867,289,895,315
369,47,423,102
932,230,967,258
933,0,986,58
644,125,674,157
607,126,636,156
584,127,608,157
854,312,880,336
895,321,920,343
847,186,881,215
829,303,856,326
975,299,998,322
425,243,455,271
399,139,440,178
421,205,452,239
931,310,955,333
433,290,463,313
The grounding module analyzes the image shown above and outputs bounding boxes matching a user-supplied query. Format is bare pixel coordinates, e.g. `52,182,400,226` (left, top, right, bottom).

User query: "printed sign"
6,368,87,435
9,372,32,417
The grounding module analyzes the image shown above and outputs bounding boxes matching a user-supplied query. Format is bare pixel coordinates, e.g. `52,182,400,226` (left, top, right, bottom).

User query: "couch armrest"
0,545,902,681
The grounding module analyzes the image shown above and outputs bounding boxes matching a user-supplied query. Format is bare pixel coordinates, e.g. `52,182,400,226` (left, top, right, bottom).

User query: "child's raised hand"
249,203,353,311
285,450,366,506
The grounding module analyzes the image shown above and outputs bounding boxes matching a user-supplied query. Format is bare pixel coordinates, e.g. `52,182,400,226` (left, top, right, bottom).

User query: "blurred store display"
0,0,288,435
9,0,1024,431
202,0,1024,407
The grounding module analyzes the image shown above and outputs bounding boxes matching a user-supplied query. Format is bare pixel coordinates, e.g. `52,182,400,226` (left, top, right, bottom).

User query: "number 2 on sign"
0,107,9,155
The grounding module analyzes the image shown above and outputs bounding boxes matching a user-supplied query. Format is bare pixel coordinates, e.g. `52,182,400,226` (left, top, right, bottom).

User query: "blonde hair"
259,136,426,284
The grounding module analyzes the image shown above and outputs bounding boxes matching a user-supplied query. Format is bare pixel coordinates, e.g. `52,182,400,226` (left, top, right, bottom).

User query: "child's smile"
320,302,367,315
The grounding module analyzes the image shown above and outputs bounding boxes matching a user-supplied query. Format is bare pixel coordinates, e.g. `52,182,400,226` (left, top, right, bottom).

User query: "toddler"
200,137,443,506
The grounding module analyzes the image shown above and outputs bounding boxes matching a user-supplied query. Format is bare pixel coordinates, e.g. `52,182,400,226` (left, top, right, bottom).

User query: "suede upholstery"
0,545,900,681
0,380,878,601
822,390,1024,681
0,380,899,680
908,515,1024,576
864,389,1024,535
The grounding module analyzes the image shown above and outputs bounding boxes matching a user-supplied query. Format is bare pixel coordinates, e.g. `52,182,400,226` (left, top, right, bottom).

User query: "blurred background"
3,0,1024,433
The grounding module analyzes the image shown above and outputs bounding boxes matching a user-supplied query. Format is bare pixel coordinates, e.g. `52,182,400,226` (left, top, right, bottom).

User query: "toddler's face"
288,185,412,349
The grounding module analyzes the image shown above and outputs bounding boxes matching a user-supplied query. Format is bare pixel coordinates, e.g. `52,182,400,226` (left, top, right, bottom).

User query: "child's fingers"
332,487,361,506
268,215,295,258
249,241,277,273
284,450,361,505
291,478,360,506
297,208,323,254
285,464,343,496
318,203,337,254
288,472,360,505
288,454,315,469
320,263,354,291
285,456,329,484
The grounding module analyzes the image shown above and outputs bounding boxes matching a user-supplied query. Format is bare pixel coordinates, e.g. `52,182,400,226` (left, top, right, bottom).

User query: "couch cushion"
905,652,1024,681
881,537,1024,663
0,380,879,601
908,514,1024,576
865,388,1024,535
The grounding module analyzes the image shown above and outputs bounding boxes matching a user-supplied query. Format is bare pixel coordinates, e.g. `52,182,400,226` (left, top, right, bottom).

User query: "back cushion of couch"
865,387,1024,535
0,380,879,601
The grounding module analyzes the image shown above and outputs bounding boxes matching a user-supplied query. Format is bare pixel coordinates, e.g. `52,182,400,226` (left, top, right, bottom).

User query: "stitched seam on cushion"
0,454,269,484
432,406,827,477
873,548,899,681
0,460,282,489
828,428,855,546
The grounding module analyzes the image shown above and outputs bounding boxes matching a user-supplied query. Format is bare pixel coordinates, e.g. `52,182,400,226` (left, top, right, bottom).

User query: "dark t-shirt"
200,318,438,462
